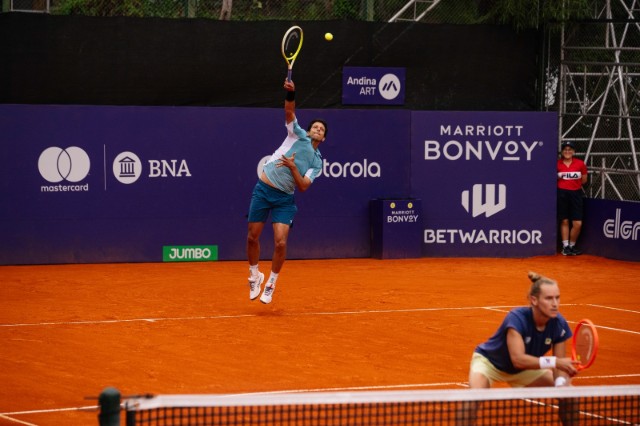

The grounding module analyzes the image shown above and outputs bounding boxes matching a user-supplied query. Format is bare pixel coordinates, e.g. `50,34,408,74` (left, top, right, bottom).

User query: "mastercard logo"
38,146,90,183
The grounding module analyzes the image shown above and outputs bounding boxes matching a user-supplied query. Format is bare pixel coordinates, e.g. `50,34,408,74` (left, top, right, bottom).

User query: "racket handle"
287,69,292,82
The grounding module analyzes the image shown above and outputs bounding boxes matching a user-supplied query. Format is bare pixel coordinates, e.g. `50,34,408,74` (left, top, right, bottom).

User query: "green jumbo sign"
163,245,218,262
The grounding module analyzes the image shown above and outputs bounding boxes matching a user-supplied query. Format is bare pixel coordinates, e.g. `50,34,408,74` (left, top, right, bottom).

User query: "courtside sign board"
162,245,218,262
0,105,410,264
410,111,559,258
2,105,561,263
580,198,640,262
342,66,405,105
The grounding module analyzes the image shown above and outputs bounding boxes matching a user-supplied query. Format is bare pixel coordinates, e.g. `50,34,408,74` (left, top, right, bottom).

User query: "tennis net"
122,385,640,425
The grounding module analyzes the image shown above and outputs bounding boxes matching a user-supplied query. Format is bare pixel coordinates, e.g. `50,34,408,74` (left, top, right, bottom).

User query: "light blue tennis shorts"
247,180,297,225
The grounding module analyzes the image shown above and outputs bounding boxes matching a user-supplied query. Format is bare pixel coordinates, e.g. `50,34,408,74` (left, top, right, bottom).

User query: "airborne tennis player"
245,79,327,304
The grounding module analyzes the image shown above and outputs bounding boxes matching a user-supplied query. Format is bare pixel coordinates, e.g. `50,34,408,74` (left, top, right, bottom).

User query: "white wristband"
555,376,567,387
539,356,557,369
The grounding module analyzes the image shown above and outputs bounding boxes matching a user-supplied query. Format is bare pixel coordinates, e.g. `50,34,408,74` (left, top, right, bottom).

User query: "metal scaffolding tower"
388,0,442,22
559,0,640,201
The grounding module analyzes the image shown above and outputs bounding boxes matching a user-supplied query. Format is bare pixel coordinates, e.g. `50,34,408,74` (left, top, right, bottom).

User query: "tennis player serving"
245,79,327,304
458,272,581,425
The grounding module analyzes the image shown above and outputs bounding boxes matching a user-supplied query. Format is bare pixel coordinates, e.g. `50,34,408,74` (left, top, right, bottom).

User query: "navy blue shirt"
475,307,572,374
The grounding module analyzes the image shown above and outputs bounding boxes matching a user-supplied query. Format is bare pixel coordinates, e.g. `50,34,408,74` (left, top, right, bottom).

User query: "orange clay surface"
1,255,639,425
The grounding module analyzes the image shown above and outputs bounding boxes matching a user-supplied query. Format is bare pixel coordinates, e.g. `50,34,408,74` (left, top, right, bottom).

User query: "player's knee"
468,372,490,389
247,233,260,245
527,370,554,387
274,239,287,251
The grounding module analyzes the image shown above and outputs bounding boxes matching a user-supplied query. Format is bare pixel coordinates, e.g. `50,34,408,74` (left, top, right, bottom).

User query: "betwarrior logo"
424,183,543,245
38,146,90,192
163,245,218,262
461,184,507,218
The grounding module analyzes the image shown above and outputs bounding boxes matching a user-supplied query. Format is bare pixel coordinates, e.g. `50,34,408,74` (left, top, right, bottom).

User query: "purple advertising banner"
0,105,410,265
580,198,640,262
342,67,406,105
1,106,564,264
410,111,559,257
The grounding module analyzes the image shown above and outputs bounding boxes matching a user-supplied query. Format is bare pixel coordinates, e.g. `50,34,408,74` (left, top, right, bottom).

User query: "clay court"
1,254,639,425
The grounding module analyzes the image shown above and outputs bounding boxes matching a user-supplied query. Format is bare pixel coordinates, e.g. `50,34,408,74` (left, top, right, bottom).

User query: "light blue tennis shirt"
263,119,323,195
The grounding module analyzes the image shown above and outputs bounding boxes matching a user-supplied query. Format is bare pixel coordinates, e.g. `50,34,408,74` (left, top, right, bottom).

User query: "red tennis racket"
571,319,599,370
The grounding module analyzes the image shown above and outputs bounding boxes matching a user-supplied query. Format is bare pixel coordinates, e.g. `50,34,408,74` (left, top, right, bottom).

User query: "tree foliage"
50,0,599,27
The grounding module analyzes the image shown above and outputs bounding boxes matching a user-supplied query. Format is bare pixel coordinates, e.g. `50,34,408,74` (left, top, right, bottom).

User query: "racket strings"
283,31,302,59
576,328,595,362
572,320,598,370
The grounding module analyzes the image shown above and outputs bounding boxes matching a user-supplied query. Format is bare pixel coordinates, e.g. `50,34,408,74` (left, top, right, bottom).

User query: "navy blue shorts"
247,180,297,225
557,188,584,221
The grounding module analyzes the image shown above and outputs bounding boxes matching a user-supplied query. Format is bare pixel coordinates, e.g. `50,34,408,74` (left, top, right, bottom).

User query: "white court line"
483,303,640,335
215,381,468,398
0,406,97,426
0,406,98,416
523,398,636,426
578,373,640,380
0,314,258,328
586,304,640,315
296,305,534,316
568,304,640,335
0,305,571,328
591,324,640,335
483,307,511,314
1,304,638,336
0,413,38,426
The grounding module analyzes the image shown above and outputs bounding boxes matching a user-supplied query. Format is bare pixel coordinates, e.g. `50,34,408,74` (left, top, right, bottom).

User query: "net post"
98,387,121,426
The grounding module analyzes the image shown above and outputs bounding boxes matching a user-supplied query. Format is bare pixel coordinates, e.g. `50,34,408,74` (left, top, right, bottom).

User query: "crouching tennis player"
458,271,581,425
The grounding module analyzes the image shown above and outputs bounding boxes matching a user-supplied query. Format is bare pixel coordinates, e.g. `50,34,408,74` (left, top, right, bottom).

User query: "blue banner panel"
580,198,640,262
370,199,422,259
0,105,410,265
342,67,406,105
410,111,559,257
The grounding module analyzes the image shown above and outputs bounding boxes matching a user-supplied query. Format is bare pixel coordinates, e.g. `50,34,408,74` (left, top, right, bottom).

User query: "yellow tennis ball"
324,32,333,41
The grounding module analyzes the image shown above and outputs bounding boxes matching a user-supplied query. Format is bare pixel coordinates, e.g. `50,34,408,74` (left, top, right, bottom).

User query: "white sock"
569,242,575,248
267,272,279,287
562,240,569,248
249,264,259,277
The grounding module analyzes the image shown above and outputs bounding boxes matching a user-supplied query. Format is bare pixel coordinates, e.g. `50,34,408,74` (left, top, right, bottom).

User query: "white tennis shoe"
260,282,276,304
248,272,264,300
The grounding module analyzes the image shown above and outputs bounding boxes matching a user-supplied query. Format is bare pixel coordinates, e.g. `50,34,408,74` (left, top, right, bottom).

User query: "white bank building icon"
113,151,142,184
461,184,507,218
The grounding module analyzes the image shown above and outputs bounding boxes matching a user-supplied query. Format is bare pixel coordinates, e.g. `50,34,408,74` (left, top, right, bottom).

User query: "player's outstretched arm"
284,79,296,124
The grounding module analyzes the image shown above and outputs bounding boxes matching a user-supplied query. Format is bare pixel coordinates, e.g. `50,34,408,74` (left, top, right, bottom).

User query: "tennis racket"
281,25,303,81
571,319,599,370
